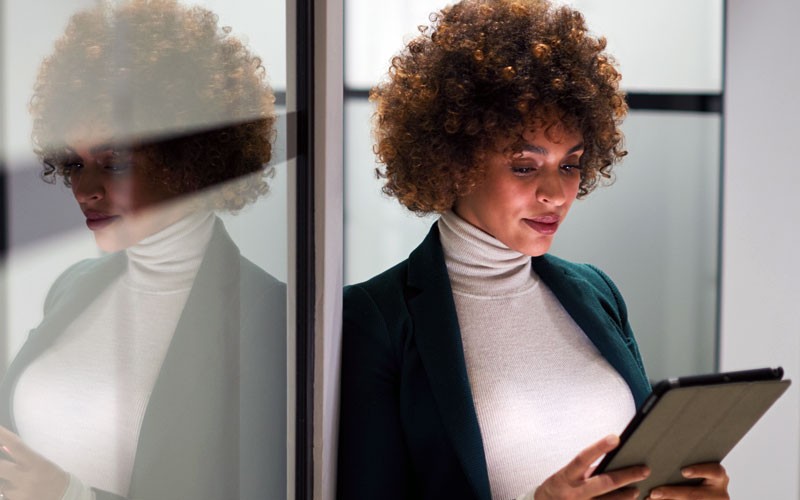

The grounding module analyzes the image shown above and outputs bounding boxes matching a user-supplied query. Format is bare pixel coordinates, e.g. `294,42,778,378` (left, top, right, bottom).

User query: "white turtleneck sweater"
13,210,215,499
437,210,635,500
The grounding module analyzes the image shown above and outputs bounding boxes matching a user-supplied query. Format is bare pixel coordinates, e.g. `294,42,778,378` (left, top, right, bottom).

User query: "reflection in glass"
0,1,286,499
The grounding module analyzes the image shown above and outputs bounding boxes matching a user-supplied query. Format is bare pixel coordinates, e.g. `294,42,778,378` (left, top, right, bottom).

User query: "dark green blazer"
338,224,650,500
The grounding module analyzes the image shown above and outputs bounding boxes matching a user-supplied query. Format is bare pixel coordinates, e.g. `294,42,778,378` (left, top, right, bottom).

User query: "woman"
338,1,729,499
0,1,285,499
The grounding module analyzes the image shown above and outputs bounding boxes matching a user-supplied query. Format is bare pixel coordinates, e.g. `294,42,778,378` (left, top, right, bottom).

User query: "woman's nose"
535,170,567,206
71,167,104,203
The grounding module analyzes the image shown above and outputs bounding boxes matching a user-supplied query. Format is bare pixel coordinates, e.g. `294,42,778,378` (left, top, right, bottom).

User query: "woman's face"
453,123,584,257
63,126,188,252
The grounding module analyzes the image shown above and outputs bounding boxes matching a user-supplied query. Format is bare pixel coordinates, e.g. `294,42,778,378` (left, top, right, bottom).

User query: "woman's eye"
104,151,133,173
511,161,538,175
561,164,583,174
106,162,130,173
61,161,82,175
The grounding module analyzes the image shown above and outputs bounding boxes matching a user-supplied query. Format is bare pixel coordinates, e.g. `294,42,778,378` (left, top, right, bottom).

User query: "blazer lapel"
129,219,241,499
406,225,492,500
0,253,126,430
532,255,650,407
23,253,126,353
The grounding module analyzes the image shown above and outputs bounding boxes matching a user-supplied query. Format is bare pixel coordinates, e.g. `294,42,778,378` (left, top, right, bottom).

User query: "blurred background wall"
721,0,800,498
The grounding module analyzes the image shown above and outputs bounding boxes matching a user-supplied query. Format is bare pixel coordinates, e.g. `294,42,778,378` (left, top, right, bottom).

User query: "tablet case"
594,370,791,499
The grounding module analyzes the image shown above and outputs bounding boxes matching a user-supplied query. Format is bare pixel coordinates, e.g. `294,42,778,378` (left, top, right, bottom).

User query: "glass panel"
560,0,723,93
345,99,720,379
548,111,720,379
1,0,291,498
345,0,723,93
344,98,435,284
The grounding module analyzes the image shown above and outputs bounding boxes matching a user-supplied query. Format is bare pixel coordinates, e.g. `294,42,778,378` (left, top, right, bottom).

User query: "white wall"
720,1,800,498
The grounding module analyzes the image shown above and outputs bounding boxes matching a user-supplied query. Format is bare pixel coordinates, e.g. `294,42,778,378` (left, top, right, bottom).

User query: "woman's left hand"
646,463,729,499
0,426,68,500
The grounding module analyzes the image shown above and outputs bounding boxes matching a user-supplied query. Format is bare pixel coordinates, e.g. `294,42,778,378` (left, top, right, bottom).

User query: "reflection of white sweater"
437,211,635,500
14,211,214,499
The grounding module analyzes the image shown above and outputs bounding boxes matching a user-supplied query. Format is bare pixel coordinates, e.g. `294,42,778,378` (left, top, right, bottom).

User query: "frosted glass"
345,99,720,380
344,99,436,285
345,0,723,93
549,111,720,379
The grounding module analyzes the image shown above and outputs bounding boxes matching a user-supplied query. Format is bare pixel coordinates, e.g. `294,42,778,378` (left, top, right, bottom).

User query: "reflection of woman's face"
64,126,188,252
453,123,584,257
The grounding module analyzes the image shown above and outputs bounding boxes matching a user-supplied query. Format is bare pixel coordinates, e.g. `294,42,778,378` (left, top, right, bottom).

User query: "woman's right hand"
0,426,69,500
533,435,650,500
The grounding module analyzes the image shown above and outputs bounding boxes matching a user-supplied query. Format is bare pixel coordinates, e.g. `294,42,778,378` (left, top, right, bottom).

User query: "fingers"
646,485,729,499
0,427,23,485
571,435,649,498
646,463,729,500
596,486,641,500
0,458,19,482
566,435,620,482
582,464,598,480
535,435,650,500
681,463,728,487
0,427,69,500
0,426,30,466
536,464,649,500
0,427,22,451
584,465,649,498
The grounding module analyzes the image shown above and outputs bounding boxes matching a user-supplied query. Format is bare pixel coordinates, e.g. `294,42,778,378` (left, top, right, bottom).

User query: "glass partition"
548,111,721,378
345,0,723,92
1,0,297,497
344,0,723,381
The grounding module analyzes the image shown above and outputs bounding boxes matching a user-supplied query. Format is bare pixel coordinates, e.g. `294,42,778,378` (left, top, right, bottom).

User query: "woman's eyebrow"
521,143,585,155
62,143,117,157
89,142,116,155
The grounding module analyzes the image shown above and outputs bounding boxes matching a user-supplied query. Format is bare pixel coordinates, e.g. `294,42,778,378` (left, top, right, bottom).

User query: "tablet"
593,367,791,499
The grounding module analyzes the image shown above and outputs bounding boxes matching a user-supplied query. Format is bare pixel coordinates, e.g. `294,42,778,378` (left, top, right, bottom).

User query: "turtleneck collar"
438,210,538,298
124,210,216,292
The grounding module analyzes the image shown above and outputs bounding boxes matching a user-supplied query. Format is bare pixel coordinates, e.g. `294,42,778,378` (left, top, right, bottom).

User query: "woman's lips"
523,215,560,235
83,212,119,231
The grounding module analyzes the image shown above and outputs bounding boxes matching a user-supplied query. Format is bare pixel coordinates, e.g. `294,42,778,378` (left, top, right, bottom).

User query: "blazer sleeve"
337,284,413,500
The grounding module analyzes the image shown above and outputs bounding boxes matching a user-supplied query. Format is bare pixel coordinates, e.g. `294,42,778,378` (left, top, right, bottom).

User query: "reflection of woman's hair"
373,0,628,214
31,0,276,210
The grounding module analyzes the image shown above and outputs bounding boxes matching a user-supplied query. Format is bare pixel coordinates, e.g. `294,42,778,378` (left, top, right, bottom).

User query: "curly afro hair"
31,0,276,211
372,0,628,214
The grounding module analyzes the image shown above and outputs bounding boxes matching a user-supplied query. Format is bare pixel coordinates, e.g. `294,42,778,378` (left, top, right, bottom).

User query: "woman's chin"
92,230,131,253
90,207,192,252
90,219,143,253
